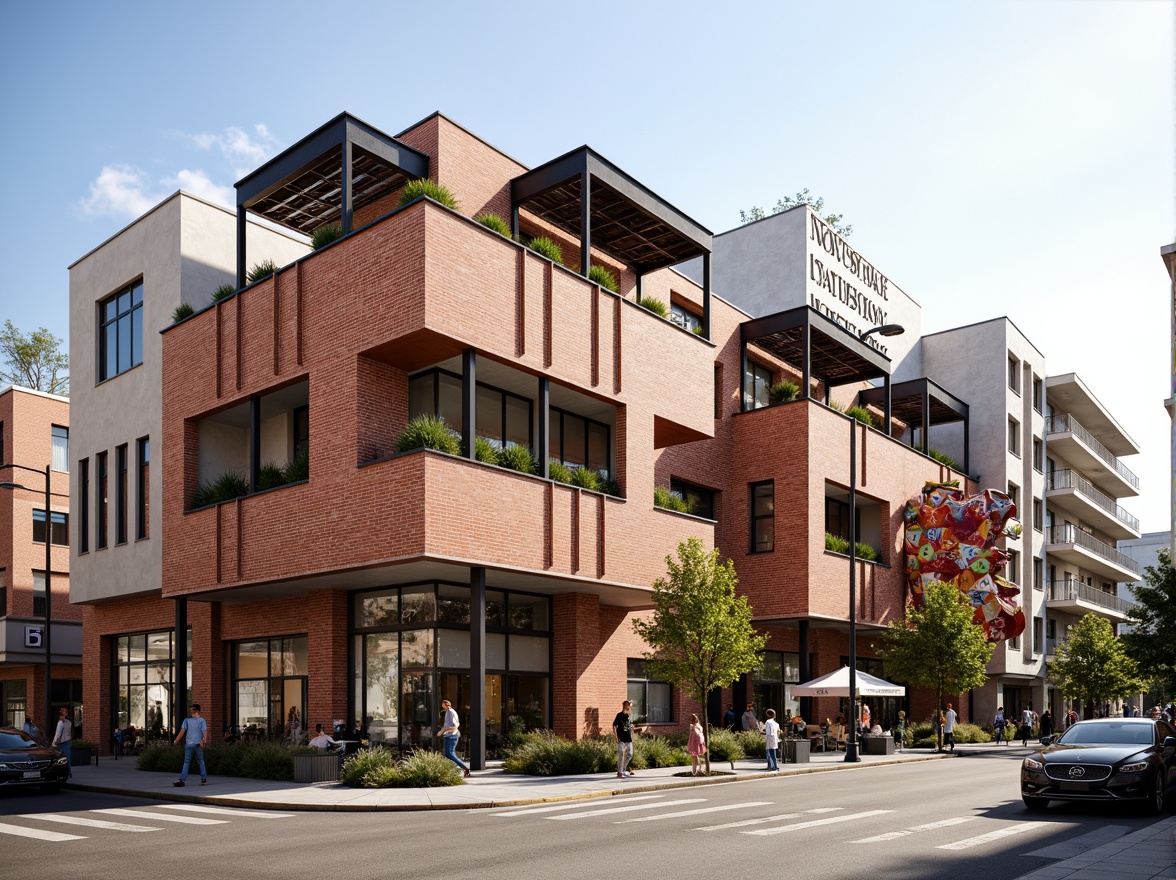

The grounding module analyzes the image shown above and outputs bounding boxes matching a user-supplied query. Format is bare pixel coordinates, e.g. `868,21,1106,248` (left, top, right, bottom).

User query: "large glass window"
549,408,609,475
113,629,185,739
99,281,144,381
409,368,533,452
352,583,550,755
51,425,68,472
1,679,26,729
627,659,673,724
751,481,774,553
752,651,801,721
232,636,308,742
32,509,68,546
744,361,772,410
32,571,47,617
670,479,715,519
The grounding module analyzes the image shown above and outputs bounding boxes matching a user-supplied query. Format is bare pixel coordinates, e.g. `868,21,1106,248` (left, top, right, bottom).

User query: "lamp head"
860,323,905,341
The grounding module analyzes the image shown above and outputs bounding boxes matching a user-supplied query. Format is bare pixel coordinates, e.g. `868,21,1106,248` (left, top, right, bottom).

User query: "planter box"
863,735,895,755
783,739,810,764
294,753,340,783
70,747,94,767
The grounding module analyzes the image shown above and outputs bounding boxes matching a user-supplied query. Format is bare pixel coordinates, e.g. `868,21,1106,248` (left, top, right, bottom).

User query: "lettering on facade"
807,213,895,355
809,214,890,300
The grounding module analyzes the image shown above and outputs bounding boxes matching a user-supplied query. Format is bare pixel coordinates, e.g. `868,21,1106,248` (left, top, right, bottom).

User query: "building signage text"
807,214,895,353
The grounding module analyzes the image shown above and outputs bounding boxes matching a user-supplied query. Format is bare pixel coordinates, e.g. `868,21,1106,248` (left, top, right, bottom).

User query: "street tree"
1051,613,1144,718
632,536,766,774
875,581,993,747
739,188,853,237
1122,547,1176,702
0,320,69,395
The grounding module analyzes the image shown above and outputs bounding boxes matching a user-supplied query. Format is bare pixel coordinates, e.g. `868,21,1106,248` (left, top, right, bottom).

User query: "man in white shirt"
308,723,345,754
1021,706,1034,747
51,707,73,778
764,709,780,771
943,702,958,752
438,699,470,778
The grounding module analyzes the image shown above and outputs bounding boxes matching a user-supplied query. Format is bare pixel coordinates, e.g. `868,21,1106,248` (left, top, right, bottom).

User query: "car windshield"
1056,722,1154,746
0,731,38,749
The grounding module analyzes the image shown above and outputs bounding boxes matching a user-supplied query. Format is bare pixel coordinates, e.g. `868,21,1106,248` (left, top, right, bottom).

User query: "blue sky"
1,0,1172,531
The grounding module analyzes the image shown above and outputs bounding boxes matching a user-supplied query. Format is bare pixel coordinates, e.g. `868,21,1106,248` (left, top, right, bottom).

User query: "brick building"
70,111,1003,764
0,384,80,736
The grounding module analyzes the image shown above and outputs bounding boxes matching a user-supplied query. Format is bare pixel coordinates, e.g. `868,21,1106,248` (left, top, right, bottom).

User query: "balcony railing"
1045,469,1140,532
1045,413,1139,490
1045,637,1064,655
1048,579,1134,615
1045,525,1140,576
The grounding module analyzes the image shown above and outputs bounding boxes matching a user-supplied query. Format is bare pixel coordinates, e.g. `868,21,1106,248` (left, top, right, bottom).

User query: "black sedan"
1021,717,1176,814
0,727,69,792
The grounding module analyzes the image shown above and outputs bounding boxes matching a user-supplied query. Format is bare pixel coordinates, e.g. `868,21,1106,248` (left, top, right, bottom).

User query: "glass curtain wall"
352,583,550,757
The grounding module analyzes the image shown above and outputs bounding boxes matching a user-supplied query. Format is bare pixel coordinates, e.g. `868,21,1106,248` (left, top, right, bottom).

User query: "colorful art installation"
903,481,1026,642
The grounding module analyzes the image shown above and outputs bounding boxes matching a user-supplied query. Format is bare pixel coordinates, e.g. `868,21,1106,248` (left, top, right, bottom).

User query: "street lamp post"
844,323,905,763
0,463,53,740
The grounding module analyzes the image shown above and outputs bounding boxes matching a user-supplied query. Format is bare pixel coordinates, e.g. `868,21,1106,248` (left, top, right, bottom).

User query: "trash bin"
783,738,810,764
864,735,895,755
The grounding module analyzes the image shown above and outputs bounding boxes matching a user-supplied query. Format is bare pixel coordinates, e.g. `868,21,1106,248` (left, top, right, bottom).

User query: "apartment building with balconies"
0,384,80,734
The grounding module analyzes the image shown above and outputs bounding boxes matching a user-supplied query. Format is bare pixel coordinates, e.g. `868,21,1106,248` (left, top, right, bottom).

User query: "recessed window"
32,571,47,617
1032,376,1042,413
744,361,772,410
1006,482,1019,510
670,301,702,334
1008,417,1020,455
408,368,538,458
1033,558,1043,590
79,457,89,553
96,451,108,549
1033,498,1043,531
51,425,69,472
750,481,774,553
32,510,68,546
1008,354,1020,393
99,281,144,381
627,659,672,724
549,408,609,475
136,438,149,540
1032,437,1043,472
1032,618,1043,654
825,496,860,541
670,479,715,519
1007,549,1019,581
116,443,128,545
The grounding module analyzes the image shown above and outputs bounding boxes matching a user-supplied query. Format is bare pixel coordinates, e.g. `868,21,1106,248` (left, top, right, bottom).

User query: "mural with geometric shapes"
903,481,1027,642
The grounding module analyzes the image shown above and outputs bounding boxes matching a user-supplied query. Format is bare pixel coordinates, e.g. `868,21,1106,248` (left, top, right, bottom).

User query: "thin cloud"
75,164,158,218
171,123,280,171
164,169,234,208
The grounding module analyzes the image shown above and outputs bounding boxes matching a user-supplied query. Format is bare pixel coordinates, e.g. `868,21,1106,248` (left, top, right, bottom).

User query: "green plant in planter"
691,325,705,336
212,283,236,302
855,542,879,561
399,178,459,211
311,224,344,249
246,260,277,284
825,532,850,554
845,405,877,428
396,413,461,455
597,472,620,497
927,447,959,469
527,236,563,265
475,213,512,238
768,380,800,405
172,303,196,322
255,461,286,491
654,486,689,513
568,466,603,492
588,264,618,292
283,449,309,483
498,444,538,475
548,460,573,484
472,436,501,465
192,470,249,508
637,296,668,318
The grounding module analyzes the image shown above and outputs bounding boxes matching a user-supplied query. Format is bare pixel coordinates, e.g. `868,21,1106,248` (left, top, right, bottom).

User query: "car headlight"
1023,758,1043,770
1118,761,1148,773
54,756,69,766
0,762,14,770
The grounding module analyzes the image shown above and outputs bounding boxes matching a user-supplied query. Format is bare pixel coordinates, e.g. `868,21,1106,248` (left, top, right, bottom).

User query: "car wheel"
1022,795,1049,811
1146,771,1165,816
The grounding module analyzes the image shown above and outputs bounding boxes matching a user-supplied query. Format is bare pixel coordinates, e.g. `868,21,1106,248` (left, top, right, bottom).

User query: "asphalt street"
1,749,1168,880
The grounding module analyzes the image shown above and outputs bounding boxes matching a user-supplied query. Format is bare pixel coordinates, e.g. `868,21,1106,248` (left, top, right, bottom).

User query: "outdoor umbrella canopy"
792,666,905,698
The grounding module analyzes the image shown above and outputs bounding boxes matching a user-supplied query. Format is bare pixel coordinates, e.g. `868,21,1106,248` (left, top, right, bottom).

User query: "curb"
64,751,952,812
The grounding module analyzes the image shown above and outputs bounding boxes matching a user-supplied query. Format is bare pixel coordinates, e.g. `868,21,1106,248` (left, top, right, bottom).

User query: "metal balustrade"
1045,469,1140,532
1048,579,1134,614
1045,413,1139,489
1045,525,1140,576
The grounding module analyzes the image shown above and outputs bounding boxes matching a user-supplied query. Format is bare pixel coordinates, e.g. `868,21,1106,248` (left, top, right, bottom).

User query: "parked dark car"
0,727,69,792
1021,717,1176,814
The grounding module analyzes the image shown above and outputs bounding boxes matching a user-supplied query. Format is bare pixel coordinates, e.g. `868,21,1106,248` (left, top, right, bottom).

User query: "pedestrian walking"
994,707,1007,745
173,703,208,787
686,714,707,776
1020,705,1034,747
51,707,73,777
943,702,957,752
613,699,635,778
1040,710,1053,738
895,710,907,750
742,702,760,732
438,698,470,778
764,709,780,771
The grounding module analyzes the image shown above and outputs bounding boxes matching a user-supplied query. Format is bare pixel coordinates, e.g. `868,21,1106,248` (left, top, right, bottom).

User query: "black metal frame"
235,113,429,288
858,377,970,473
511,146,713,337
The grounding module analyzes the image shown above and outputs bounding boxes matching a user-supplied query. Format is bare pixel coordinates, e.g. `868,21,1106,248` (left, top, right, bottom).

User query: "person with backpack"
994,707,1007,745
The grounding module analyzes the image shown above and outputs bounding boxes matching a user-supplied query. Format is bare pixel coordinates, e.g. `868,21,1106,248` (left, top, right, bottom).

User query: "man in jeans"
943,702,958,753
613,699,634,778
438,699,471,778
51,707,73,778
173,704,208,787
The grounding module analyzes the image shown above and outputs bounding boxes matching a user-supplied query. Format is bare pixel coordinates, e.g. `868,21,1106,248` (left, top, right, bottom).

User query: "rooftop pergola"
511,147,713,336
740,306,897,432
859,377,971,473
234,112,429,287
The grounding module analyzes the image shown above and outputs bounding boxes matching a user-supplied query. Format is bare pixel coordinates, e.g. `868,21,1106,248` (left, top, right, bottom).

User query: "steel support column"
341,139,354,232
175,598,188,728
462,349,476,460
249,395,261,493
236,208,247,290
702,252,712,340
537,377,550,479
580,173,592,277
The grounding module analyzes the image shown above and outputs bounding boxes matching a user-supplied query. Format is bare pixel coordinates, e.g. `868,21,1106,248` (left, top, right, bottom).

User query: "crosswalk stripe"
852,816,973,843
547,798,706,820
743,809,892,836
19,813,160,833
95,808,227,825
693,807,844,832
937,821,1049,850
492,795,665,817
618,802,774,823
0,821,85,842
155,804,296,819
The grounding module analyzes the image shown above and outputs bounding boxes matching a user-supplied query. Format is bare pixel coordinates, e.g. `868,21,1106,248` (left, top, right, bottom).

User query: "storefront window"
232,635,307,742
753,650,800,720
113,629,184,740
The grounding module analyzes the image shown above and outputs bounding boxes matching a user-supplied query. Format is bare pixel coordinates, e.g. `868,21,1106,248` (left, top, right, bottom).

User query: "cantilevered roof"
236,112,429,234
741,306,892,386
859,378,969,426
511,147,711,273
